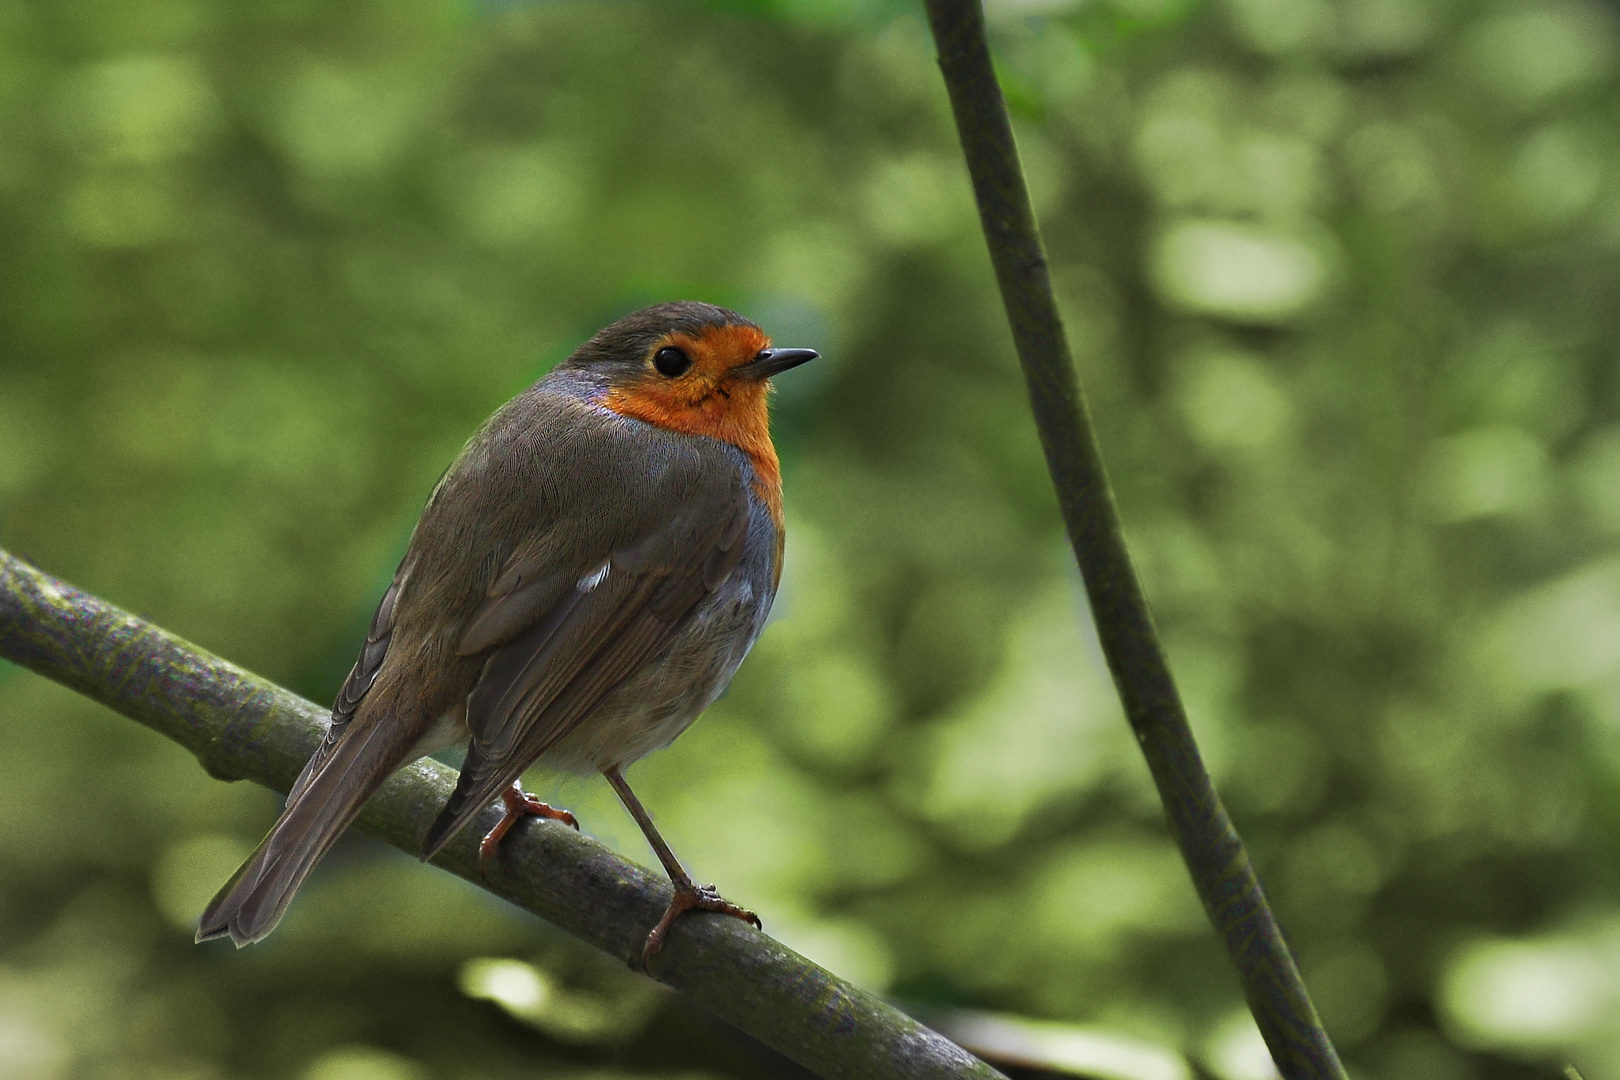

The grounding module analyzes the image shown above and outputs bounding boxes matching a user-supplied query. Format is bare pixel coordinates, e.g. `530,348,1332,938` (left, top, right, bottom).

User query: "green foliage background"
1,0,1618,1077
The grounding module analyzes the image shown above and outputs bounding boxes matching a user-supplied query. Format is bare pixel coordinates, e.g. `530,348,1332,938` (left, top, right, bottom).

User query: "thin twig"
919,3,1348,1078
0,548,1003,1080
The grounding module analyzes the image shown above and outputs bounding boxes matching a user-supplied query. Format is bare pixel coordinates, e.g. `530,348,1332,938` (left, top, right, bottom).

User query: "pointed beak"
733,347,819,381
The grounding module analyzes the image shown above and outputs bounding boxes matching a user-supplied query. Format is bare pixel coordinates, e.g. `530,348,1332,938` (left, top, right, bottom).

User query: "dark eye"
653,346,692,378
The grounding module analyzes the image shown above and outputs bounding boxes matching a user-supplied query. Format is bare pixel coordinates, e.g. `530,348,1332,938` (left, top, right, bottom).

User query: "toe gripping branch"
478,781,578,877
643,877,761,965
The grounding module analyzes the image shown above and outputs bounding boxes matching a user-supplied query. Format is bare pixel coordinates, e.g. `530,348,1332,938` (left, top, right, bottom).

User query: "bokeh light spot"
459,957,549,1014
945,1009,1192,1080
1422,425,1548,521
1172,346,1290,449
301,1046,428,1080
1152,220,1330,322
1200,1009,1279,1080
0,986,68,1080
1442,936,1614,1045
1465,7,1616,105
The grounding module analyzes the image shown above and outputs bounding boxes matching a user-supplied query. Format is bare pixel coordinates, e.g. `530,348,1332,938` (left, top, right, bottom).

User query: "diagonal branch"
920,2,1348,1078
0,548,1003,1080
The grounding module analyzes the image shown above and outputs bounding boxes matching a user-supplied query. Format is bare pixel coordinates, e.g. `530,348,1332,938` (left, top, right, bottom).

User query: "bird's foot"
478,782,578,878
642,879,761,965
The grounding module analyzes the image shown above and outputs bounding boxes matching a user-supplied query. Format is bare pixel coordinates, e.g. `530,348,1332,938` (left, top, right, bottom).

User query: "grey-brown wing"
418,479,751,858
290,386,673,811
285,558,412,805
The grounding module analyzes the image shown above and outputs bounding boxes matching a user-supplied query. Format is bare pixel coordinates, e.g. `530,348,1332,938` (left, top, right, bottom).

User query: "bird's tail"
196,718,402,947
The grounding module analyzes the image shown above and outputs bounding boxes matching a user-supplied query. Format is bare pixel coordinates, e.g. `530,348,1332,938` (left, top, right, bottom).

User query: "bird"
196,301,817,961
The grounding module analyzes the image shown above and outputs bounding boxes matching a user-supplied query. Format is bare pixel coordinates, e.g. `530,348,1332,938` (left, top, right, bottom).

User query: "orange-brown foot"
642,880,761,965
478,782,578,878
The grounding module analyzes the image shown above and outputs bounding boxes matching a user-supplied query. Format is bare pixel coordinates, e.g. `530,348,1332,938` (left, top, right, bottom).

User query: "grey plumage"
197,302,794,948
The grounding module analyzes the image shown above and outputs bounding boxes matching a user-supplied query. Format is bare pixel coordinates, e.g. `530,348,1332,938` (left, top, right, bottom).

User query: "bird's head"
566,301,816,416
565,302,816,476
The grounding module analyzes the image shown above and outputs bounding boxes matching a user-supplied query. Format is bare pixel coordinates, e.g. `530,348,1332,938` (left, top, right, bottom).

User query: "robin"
196,301,817,961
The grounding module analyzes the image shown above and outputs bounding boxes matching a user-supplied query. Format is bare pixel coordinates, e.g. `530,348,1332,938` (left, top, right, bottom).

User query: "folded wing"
419,473,750,858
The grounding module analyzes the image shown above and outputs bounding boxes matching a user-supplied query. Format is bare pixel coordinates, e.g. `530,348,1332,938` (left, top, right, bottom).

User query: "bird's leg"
603,766,761,965
478,781,578,877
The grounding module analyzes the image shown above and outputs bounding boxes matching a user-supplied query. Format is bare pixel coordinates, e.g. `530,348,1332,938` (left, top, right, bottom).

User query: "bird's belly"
540,572,768,773
407,702,469,763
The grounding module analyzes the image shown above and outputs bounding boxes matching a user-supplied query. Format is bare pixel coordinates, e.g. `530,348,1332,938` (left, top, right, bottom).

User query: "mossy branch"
920,2,1348,1077
0,548,1002,1080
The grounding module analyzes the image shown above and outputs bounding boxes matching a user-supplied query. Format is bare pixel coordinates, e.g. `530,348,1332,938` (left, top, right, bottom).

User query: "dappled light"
1,0,1618,1077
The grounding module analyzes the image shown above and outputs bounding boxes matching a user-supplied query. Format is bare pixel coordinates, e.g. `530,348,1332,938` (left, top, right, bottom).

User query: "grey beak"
734,348,819,381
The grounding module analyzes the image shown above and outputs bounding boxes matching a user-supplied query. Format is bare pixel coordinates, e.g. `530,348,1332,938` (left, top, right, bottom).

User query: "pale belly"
541,570,767,772
406,566,770,776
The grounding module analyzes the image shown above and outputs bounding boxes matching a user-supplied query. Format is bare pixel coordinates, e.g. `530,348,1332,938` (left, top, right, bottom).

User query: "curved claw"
642,882,761,965
477,782,579,880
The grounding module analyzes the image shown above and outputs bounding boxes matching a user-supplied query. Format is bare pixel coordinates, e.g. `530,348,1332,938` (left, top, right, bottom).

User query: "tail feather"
196,720,400,947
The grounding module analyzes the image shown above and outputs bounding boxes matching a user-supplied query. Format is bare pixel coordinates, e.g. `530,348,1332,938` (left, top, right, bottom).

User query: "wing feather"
457,564,573,656
418,482,749,858
285,558,411,806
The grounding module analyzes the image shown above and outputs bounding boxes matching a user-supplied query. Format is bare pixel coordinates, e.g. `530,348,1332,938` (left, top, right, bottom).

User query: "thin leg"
603,766,760,964
478,781,578,878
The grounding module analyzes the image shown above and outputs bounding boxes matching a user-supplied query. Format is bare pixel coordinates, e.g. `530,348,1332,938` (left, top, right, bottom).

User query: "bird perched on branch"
197,301,817,960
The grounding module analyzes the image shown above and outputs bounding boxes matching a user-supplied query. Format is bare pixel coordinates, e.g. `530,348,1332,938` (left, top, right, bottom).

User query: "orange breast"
599,324,785,539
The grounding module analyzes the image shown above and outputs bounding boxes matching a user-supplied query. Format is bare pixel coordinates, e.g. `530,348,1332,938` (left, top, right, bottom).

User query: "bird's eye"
653,347,692,378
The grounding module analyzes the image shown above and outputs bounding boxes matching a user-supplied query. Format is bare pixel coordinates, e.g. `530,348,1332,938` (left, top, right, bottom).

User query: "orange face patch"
601,323,785,531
